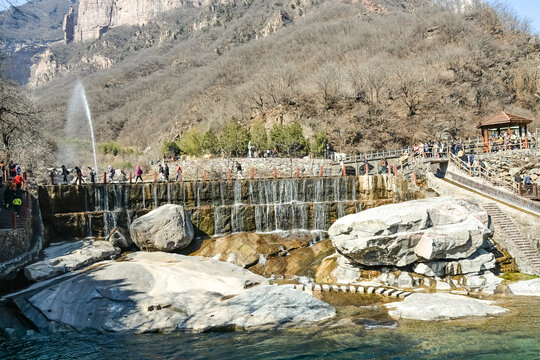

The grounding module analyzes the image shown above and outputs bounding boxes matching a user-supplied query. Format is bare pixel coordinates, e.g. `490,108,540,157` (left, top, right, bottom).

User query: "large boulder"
24,240,119,282
329,197,491,267
13,252,335,333
385,293,508,320
130,204,194,252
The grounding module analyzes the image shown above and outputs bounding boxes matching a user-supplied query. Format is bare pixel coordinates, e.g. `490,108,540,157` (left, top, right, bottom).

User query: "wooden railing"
335,135,538,164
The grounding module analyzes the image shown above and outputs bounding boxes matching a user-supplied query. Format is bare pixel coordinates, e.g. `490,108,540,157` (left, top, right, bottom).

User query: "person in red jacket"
13,173,24,189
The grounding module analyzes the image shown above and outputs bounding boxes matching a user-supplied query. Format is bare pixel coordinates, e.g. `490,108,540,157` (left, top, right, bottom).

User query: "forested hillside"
10,0,540,155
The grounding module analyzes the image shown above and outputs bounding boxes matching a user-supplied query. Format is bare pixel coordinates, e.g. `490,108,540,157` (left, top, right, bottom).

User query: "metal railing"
446,171,540,214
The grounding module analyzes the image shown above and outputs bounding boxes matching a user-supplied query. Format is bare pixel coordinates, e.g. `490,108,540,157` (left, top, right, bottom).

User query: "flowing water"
1,297,538,359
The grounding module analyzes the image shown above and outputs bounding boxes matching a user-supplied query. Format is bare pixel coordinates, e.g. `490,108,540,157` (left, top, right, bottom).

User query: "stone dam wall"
37,175,418,242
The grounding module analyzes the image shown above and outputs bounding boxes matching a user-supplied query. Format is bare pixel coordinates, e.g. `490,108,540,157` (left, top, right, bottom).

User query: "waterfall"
142,185,146,209
233,181,242,205
152,184,158,209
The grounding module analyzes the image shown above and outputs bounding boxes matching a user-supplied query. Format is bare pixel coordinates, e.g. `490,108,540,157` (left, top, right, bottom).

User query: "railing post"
104,172,107,184
203,170,207,181
78,173,82,185
296,167,299,178
342,165,346,177
154,171,157,183
518,183,522,196
129,172,132,184
394,165,398,177
320,166,323,177
50,171,55,185
365,163,369,176
251,167,255,180
228,168,231,181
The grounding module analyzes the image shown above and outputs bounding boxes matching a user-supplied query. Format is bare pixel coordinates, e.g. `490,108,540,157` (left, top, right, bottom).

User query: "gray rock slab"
24,240,119,282
385,293,508,320
508,278,540,296
16,252,335,333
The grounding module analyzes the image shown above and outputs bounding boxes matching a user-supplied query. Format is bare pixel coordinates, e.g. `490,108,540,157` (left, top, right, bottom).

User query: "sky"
1,0,539,34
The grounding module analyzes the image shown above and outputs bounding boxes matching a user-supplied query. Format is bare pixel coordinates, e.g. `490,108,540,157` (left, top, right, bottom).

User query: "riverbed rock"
190,232,310,268
464,271,503,295
329,197,491,267
507,278,540,296
14,252,335,333
129,204,194,251
413,249,496,277
23,240,119,282
385,293,508,320
106,227,132,249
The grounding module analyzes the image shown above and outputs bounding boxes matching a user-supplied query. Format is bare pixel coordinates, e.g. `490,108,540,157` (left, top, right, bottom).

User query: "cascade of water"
142,185,146,209
219,182,226,206
167,183,171,204
230,206,244,233
312,203,328,230
94,187,102,211
233,181,242,205
152,184,158,209
103,187,109,211
87,213,93,237
195,182,201,208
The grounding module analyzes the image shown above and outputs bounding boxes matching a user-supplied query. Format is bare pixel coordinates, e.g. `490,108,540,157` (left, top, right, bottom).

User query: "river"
1,296,538,359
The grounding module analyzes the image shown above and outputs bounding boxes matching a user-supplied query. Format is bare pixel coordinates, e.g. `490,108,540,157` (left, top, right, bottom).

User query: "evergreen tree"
250,120,268,152
219,118,250,157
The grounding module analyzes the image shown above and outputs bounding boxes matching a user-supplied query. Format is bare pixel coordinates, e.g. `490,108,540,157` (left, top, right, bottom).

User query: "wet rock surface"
24,240,119,282
14,252,335,333
385,293,508,320
507,278,540,296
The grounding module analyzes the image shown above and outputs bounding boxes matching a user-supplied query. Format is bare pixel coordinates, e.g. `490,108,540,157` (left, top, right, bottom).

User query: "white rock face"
24,240,119,282
413,249,496,277
464,272,503,295
385,293,508,321
17,252,335,333
508,278,540,296
130,204,194,252
329,197,491,267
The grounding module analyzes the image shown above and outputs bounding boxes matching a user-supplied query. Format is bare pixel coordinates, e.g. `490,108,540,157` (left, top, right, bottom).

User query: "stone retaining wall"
38,175,419,241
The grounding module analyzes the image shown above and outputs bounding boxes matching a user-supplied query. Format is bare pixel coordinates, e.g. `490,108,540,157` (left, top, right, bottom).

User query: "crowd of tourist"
1,161,27,219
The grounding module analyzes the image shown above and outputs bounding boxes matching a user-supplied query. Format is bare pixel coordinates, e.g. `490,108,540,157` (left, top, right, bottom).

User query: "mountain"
2,0,539,155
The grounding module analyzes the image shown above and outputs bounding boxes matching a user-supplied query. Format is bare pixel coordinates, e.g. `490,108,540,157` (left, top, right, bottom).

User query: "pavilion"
477,110,533,152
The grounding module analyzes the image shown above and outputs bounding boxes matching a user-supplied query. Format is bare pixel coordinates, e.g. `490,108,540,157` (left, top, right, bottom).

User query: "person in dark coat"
61,165,69,184
12,186,24,216
3,181,14,209
164,164,170,182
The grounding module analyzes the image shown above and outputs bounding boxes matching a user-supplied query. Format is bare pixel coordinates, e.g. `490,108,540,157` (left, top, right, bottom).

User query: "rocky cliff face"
68,0,233,43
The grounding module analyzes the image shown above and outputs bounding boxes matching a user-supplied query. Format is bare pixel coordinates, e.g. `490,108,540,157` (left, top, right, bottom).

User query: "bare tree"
0,76,42,166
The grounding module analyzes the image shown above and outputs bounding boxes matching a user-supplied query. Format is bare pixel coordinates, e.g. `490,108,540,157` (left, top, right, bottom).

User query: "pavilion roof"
477,110,533,129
